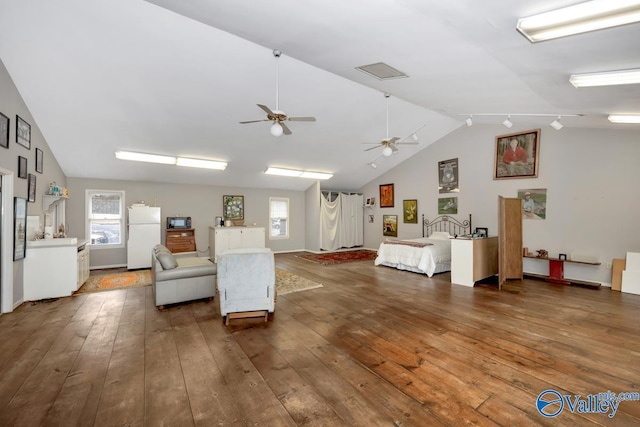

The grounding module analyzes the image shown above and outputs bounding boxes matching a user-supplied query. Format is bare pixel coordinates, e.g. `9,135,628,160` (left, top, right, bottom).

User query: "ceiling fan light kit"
516,0,640,42
239,49,316,136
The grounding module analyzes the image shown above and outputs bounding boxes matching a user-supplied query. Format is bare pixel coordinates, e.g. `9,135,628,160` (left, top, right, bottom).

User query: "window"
86,190,125,248
269,197,289,239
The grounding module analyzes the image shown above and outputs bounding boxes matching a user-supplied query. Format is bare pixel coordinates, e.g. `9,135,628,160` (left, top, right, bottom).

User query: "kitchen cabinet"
165,228,196,253
208,226,265,262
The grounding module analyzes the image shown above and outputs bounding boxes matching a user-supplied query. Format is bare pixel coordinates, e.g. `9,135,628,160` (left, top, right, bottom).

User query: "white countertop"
27,237,89,249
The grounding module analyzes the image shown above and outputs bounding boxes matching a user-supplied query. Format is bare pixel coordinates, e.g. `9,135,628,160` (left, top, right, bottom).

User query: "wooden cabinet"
498,196,523,289
451,237,498,287
209,226,265,262
165,228,196,253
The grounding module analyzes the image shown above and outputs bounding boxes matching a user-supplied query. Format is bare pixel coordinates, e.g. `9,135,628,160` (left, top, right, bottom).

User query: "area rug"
296,249,378,265
76,269,152,294
276,268,323,295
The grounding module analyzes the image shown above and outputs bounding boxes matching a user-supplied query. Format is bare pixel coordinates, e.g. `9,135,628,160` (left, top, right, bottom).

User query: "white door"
128,223,161,269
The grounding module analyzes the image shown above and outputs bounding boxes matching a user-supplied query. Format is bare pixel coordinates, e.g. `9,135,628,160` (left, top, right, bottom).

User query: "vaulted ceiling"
0,0,638,191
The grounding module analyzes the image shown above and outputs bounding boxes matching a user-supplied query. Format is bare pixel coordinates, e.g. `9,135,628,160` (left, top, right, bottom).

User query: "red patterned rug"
297,249,378,265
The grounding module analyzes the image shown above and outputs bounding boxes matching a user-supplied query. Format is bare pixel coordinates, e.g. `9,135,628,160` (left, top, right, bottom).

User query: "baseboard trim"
90,263,127,270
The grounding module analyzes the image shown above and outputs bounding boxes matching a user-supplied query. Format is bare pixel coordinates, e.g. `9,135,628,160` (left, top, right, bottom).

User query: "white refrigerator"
127,205,161,269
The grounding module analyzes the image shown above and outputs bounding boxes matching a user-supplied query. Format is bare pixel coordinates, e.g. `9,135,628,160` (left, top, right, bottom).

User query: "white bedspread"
374,237,452,277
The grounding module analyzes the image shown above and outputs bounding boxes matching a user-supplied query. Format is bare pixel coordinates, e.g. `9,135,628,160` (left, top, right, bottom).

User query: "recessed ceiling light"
608,114,640,123
517,0,640,42
570,69,640,87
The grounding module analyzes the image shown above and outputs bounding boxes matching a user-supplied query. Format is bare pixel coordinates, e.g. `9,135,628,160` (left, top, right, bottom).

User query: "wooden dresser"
165,228,196,253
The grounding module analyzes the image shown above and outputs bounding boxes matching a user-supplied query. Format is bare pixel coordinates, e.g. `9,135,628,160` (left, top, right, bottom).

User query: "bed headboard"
422,214,472,238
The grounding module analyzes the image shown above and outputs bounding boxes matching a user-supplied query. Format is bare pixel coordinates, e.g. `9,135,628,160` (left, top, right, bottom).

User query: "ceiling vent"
355,62,409,80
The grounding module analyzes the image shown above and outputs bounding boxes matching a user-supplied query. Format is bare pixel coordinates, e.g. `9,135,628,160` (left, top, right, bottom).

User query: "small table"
524,255,601,287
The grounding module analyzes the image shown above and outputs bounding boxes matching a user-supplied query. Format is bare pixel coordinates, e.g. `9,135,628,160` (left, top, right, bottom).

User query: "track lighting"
270,122,283,137
465,116,473,127
550,117,563,130
503,116,513,128
411,133,419,141
370,162,377,169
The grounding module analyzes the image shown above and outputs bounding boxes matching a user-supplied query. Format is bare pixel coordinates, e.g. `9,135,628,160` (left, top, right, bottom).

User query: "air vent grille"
355,62,409,80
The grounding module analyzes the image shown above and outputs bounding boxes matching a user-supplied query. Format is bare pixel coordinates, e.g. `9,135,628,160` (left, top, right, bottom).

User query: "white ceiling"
0,0,638,191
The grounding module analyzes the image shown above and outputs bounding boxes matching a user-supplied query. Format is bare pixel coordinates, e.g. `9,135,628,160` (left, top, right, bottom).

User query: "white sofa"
217,248,275,324
152,244,217,308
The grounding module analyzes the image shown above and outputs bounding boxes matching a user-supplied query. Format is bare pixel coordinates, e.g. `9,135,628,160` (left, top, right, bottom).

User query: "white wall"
305,181,321,251
359,123,640,285
66,178,306,268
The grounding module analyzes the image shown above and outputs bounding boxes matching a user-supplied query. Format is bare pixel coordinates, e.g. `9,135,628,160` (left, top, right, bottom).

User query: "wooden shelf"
523,255,600,266
165,228,196,253
523,255,601,288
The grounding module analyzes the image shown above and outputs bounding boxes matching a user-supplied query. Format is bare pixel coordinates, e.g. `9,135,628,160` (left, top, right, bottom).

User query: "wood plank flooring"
1,252,639,426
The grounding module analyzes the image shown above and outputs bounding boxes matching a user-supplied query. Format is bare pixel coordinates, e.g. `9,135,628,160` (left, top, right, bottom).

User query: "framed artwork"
223,195,244,220
13,197,27,261
379,183,394,208
0,112,9,149
383,215,397,237
438,197,458,214
474,227,488,237
16,115,31,149
494,129,540,180
28,174,36,202
438,158,459,193
365,197,375,207
368,214,374,223
518,188,547,220
18,156,27,179
36,148,43,173
403,199,418,223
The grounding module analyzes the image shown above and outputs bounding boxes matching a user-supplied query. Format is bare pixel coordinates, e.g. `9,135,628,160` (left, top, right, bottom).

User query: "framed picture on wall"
494,129,540,180
438,158,459,193
223,195,244,220
438,197,458,214
36,148,43,173
383,215,397,237
16,115,31,149
379,183,394,208
13,197,27,261
0,112,9,149
28,174,36,202
403,199,418,223
18,156,27,179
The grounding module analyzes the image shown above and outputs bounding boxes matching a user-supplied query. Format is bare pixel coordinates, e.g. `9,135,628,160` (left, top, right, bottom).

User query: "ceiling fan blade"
280,122,292,135
396,142,419,145
257,104,274,115
239,119,270,124
364,145,381,152
387,136,400,144
288,116,316,122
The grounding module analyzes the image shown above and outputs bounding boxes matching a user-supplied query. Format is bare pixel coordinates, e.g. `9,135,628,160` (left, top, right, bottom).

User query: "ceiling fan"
363,93,421,157
239,49,316,136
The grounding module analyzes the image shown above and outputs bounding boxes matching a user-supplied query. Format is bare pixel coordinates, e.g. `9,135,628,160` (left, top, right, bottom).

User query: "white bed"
374,214,472,277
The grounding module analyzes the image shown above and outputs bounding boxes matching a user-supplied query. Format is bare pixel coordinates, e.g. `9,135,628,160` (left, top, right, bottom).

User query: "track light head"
370,162,377,169
550,117,563,130
503,116,513,128
465,116,473,127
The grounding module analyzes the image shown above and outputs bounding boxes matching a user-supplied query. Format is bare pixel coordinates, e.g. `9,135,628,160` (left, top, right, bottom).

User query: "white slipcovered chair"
216,248,276,325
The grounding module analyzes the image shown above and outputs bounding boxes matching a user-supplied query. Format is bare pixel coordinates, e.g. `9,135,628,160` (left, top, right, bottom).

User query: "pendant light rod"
273,49,281,110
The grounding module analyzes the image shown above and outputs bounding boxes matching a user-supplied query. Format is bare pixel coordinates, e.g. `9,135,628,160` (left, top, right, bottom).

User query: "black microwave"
167,216,191,229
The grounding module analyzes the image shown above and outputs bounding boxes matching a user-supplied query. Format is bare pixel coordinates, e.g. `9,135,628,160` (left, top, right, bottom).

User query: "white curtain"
320,192,363,250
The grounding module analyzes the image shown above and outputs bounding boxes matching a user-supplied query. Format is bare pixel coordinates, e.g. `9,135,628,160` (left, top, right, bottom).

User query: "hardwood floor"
1,252,639,426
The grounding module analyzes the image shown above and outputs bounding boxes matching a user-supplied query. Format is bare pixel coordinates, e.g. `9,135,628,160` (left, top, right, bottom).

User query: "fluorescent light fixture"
608,114,640,123
550,117,564,130
503,116,513,128
570,68,640,87
465,116,473,127
176,157,227,170
265,167,333,180
517,0,640,42
115,150,176,165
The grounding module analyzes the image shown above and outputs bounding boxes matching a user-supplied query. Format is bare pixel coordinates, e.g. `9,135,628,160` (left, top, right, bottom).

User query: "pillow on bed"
429,231,451,240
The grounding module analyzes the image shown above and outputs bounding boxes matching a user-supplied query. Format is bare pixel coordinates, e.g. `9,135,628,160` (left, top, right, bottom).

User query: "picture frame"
518,188,547,220
36,148,43,173
27,173,36,203
383,215,397,237
223,195,244,220
13,197,27,261
438,197,458,214
438,158,459,193
475,227,488,238
379,183,394,208
559,253,567,261
368,214,374,223
403,199,418,223
365,197,375,207
16,115,31,149
18,156,27,179
494,129,540,180
0,112,9,149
